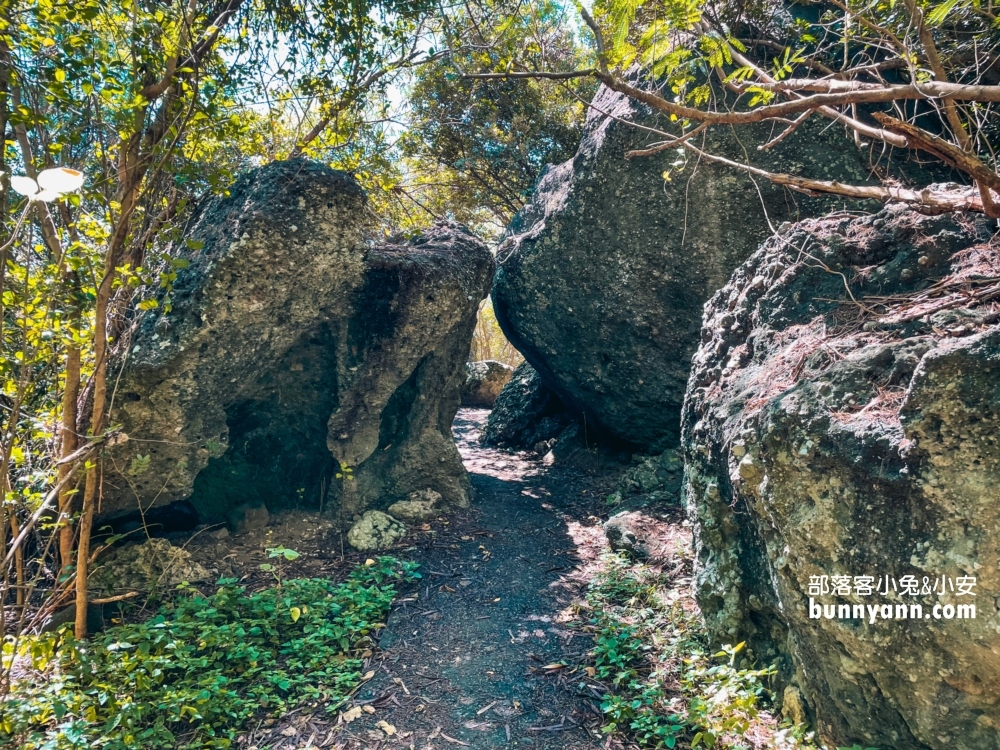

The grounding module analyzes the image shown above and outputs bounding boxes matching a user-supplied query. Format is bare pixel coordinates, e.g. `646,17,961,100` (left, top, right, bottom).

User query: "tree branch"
681,141,988,215
463,69,596,80
579,5,608,73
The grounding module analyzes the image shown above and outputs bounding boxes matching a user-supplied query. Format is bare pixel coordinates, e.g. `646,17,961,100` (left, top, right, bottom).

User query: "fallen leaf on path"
440,732,471,746
463,721,493,731
376,720,397,736
362,705,376,714
476,701,497,715
280,727,297,737
340,706,362,724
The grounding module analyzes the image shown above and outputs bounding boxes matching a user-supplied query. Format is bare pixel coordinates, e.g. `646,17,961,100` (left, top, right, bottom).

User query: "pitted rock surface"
102,160,493,525
346,510,407,551
480,362,574,450
493,81,871,450
683,202,1000,750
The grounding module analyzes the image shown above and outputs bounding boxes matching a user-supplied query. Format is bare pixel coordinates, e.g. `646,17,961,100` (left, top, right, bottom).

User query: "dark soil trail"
336,409,615,750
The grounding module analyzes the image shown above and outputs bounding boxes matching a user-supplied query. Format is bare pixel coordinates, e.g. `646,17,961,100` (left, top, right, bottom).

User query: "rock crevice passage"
335,410,611,749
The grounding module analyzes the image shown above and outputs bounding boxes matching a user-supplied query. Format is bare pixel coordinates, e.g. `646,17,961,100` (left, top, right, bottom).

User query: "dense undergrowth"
0,556,419,749
586,553,824,750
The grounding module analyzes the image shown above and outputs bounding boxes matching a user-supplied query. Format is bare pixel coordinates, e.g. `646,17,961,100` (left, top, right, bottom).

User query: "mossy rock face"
492,79,872,451
100,160,494,528
607,449,684,507
684,203,1000,750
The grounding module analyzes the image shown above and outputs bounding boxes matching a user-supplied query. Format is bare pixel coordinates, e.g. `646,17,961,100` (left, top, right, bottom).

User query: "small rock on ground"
347,510,406,551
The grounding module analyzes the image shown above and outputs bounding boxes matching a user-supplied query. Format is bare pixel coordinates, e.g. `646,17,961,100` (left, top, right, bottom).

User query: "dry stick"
8,513,23,607
759,110,813,151
1,453,92,570
701,21,908,149
468,68,1000,127
75,264,113,639
624,122,710,158
678,140,988,214
872,112,1000,217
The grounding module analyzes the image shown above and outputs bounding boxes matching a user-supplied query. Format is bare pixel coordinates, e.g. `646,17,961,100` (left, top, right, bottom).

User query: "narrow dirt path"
335,409,616,750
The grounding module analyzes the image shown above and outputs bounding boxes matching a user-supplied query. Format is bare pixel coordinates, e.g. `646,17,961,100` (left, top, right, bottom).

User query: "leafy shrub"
1,557,419,749
586,553,816,750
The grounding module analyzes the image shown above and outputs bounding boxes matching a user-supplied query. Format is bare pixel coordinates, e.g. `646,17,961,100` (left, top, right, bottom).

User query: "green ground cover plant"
586,552,822,750
0,556,419,749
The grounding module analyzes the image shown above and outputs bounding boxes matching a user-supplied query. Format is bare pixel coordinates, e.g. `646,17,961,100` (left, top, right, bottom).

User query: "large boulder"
101,160,493,525
461,360,514,407
493,82,870,451
683,202,1000,749
480,362,574,450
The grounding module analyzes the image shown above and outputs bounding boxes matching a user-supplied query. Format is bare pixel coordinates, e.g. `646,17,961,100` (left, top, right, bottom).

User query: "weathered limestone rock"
683,202,1000,749
226,500,269,535
604,512,651,559
493,81,870,450
93,538,210,595
387,489,441,522
347,510,406,551
607,449,684,507
480,362,573,450
461,360,514,407
101,160,493,526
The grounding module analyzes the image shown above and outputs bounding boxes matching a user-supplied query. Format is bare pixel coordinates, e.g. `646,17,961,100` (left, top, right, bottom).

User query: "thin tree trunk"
74,267,113,639
9,511,23,606
58,343,80,575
